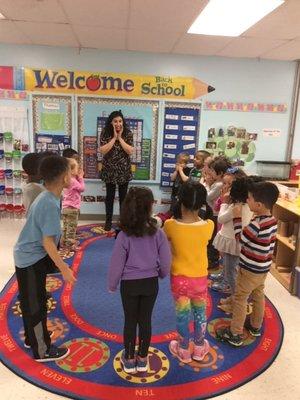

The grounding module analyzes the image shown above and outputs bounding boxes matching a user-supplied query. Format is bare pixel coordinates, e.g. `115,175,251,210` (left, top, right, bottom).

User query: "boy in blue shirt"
14,155,76,362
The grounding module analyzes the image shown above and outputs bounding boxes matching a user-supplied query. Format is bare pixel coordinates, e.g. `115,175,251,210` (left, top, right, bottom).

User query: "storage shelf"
270,263,291,291
276,234,296,251
276,198,300,217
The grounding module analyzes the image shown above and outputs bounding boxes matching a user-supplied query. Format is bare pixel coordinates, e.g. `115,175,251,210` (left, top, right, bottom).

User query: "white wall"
292,89,300,160
0,44,296,215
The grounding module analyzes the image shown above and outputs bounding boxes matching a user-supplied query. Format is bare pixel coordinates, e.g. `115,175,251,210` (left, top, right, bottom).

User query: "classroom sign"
24,68,214,100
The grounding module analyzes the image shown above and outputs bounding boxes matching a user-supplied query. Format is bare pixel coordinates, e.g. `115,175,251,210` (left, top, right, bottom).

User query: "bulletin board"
199,102,289,174
32,94,72,154
77,97,159,180
160,102,201,188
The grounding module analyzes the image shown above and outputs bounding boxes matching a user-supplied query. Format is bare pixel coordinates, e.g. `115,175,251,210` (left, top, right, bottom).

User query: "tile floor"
0,219,300,400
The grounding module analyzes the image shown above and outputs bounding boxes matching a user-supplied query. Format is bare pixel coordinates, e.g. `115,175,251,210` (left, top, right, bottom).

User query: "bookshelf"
272,198,300,294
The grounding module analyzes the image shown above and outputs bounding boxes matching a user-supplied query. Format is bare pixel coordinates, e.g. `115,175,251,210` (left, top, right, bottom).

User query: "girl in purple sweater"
108,187,171,374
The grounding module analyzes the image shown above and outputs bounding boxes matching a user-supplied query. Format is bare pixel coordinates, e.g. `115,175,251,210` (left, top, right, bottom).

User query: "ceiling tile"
73,25,126,50
129,0,207,31
127,29,181,53
217,37,288,58
243,0,300,40
0,20,32,44
60,0,129,28
14,21,78,47
262,39,300,60
0,0,67,23
173,34,232,55
0,0,298,60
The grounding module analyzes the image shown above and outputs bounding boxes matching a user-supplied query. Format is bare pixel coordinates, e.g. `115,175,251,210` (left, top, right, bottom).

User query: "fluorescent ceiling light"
188,0,285,37
0,12,6,19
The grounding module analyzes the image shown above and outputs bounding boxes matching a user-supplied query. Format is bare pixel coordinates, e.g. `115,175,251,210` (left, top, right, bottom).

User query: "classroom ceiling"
0,0,300,61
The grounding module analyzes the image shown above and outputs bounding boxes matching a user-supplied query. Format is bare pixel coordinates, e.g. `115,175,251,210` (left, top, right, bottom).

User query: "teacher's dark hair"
102,110,130,139
119,186,157,237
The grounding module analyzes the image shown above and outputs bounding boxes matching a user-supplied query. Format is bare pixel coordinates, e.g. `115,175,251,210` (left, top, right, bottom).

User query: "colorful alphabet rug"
0,224,284,400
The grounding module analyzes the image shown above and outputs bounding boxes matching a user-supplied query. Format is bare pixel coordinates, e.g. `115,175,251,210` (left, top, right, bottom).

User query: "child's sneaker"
244,321,262,337
35,345,70,362
24,330,54,348
216,327,243,347
136,355,149,372
208,272,224,282
211,282,231,293
169,340,192,363
192,339,210,361
120,351,136,374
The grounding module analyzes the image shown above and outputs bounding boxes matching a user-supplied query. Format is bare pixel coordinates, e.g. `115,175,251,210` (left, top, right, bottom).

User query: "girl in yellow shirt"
164,182,214,363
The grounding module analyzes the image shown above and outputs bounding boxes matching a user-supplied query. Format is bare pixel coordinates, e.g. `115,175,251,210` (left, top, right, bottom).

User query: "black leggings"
105,182,128,223
15,256,51,359
208,215,219,267
120,277,158,359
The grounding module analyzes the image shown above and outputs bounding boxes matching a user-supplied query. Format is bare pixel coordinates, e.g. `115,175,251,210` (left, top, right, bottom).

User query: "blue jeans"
223,253,240,294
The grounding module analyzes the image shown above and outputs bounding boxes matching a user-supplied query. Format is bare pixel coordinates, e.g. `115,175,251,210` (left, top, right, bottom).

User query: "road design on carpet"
0,224,284,400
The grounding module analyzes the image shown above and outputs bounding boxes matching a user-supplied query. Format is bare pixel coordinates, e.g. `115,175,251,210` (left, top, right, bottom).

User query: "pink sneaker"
169,340,192,363
192,339,210,361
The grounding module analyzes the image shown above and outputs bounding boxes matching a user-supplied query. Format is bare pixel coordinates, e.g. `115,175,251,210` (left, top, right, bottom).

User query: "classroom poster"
83,136,98,179
205,126,257,165
160,106,200,187
35,134,71,155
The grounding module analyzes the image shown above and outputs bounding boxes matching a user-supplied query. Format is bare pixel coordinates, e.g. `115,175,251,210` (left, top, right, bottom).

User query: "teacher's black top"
99,131,133,185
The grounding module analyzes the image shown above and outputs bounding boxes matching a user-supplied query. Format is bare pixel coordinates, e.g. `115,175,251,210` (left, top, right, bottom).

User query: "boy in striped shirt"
217,181,279,346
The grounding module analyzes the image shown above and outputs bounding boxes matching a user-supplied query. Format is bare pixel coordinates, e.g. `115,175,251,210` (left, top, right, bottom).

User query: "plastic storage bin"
256,161,291,180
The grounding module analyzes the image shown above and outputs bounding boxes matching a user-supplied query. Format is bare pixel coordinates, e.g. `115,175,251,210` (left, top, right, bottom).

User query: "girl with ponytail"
108,187,171,374
163,181,214,363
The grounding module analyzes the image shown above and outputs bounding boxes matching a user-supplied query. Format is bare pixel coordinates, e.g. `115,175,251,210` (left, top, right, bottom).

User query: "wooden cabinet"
271,198,300,293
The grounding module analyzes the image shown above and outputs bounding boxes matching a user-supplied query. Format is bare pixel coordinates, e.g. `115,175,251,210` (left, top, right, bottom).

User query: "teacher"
99,110,134,231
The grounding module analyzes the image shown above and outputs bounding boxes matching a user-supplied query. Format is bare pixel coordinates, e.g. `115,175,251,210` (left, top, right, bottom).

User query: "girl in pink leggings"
164,182,214,363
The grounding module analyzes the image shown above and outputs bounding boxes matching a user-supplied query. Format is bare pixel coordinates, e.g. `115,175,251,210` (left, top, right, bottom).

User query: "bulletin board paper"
77,97,159,180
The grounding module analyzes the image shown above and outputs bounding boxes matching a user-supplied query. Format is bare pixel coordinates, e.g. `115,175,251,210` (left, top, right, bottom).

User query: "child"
210,167,247,288
14,155,76,361
62,148,79,162
108,187,171,374
216,181,279,346
164,182,214,363
212,178,253,301
22,152,60,280
206,157,232,268
213,166,247,216
170,152,190,213
189,150,211,182
22,153,45,216
62,158,85,250
200,153,213,187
